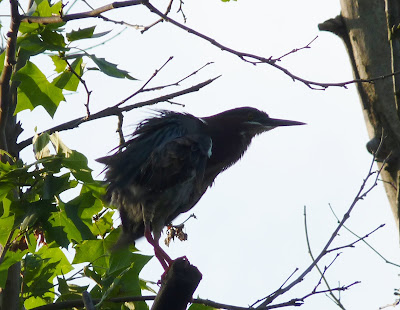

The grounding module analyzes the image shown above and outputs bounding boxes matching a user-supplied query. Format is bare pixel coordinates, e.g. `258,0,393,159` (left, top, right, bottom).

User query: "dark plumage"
97,107,304,269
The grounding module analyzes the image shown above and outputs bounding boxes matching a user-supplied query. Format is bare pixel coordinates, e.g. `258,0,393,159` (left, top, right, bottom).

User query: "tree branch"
0,0,20,158
20,0,143,24
143,1,400,90
256,152,385,308
17,76,220,151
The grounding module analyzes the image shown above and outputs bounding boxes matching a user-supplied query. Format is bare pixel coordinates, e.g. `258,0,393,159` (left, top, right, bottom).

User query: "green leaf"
0,215,14,246
45,197,96,247
66,26,96,42
188,304,218,310
33,132,51,159
40,28,66,51
0,249,29,288
45,207,82,247
91,210,114,237
56,277,89,301
88,54,136,80
35,0,63,18
0,51,5,73
13,61,65,117
20,1,65,34
49,132,72,157
52,57,83,91
22,246,72,306
73,239,109,274
62,150,93,183
51,55,67,73
43,173,74,200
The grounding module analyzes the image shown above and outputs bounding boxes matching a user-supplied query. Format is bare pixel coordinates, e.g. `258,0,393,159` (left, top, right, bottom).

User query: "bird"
97,106,305,270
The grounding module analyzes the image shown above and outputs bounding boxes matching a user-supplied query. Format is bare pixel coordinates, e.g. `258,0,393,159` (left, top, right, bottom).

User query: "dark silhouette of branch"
328,203,400,268
151,257,202,310
141,0,174,33
143,1,400,90
304,206,346,309
327,224,385,253
114,56,174,108
64,59,92,116
31,296,156,310
256,149,386,308
17,76,220,151
272,36,318,62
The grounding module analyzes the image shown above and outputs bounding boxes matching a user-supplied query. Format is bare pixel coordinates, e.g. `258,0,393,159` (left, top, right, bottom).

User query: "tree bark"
319,0,400,236
151,257,202,310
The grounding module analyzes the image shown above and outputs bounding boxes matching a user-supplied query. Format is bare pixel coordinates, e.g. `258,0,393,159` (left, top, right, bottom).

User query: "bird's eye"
247,112,254,121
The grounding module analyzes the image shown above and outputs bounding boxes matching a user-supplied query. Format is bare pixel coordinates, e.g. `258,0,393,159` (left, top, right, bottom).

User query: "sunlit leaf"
33,132,51,159
51,55,67,73
188,304,218,310
67,26,96,41
13,61,65,117
0,51,5,73
49,132,72,157
62,150,93,183
52,57,83,91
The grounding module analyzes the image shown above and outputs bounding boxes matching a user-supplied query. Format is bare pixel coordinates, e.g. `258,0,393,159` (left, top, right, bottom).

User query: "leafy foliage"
0,132,153,309
0,0,147,308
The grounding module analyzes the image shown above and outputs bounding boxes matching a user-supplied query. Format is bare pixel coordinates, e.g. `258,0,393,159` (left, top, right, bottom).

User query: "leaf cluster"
7,0,134,118
0,132,155,309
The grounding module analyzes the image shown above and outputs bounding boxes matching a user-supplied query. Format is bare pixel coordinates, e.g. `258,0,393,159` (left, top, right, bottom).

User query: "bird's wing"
139,134,212,191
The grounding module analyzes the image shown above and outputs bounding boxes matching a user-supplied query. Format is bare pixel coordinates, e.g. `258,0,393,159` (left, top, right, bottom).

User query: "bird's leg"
144,223,172,270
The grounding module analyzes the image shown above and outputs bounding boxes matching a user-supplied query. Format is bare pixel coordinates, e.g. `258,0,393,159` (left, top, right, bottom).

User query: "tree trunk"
319,0,400,236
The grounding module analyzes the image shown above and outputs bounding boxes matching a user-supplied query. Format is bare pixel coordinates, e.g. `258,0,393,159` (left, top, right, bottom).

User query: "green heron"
98,107,304,270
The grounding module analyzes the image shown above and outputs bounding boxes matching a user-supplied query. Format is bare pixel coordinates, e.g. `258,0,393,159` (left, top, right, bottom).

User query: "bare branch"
250,268,299,308
256,150,383,308
65,59,92,117
141,0,174,33
114,56,174,108
272,36,318,62
143,1,400,90
116,112,125,148
328,203,400,268
327,224,385,253
143,62,214,92
17,76,220,151
304,205,346,309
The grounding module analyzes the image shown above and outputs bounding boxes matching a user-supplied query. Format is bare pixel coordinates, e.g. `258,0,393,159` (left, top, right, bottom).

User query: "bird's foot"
157,256,191,285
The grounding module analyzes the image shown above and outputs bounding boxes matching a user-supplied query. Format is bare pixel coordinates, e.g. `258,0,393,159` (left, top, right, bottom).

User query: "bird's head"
207,107,305,138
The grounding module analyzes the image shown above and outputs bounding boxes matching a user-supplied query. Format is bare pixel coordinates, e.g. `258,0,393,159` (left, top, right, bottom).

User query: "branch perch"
151,257,202,310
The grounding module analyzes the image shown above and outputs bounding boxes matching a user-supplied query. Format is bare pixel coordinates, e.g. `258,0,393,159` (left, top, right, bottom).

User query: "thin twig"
141,0,174,33
114,56,174,108
143,62,214,92
251,268,299,307
304,205,346,309
273,36,318,62
143,1,400,90
327,224,385,253
65,59,92,117
117,112,125,148
257,144,385,308
328,203,400,268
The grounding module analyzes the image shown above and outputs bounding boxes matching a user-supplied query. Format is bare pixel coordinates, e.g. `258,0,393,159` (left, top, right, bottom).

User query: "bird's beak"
265,118,306,127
